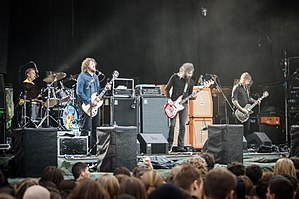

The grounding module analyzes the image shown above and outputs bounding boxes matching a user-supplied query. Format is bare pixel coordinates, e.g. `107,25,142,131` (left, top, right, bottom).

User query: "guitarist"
232,72,260,136
165,63,196,152
76,58,106,155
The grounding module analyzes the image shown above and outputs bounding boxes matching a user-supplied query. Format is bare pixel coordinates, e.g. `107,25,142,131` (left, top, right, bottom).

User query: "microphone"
96,70,102,76
31,61,39,78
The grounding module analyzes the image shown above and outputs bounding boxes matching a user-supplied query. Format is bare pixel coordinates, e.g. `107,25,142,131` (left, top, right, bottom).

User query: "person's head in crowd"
255,178,270,199
71,162,90,181
0,193,15,199
14,178,38,199
266,175,294,199
39,166,64,188
280,174,298,194
174,164,203,199
227,161,246,176
290,156,299,179
118,177,147,199
113,167,131,177
236,175,254,199
132,165,151,179
39,181,61,199
246,164,263,185
203,168,237,199
165,165,182,183
140,170,164,195
184,156,208,179
68,178,109,199
199,152,215,171
247,186,259,199
96,174,120,199
23,185,50,199
273,158,297,179
262,172,274,181
148,183,187,199
115,194,136,199
0,187,15,197
115,174,131,185
58,180,77,199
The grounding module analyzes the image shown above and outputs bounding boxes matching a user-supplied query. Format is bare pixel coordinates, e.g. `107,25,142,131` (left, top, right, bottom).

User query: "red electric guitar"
164,79,214,119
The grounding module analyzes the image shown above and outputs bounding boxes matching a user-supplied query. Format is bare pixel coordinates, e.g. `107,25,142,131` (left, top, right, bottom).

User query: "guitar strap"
183,81,189,95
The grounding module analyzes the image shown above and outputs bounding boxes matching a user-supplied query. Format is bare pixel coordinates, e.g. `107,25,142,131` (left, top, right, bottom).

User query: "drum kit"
20,71,79,130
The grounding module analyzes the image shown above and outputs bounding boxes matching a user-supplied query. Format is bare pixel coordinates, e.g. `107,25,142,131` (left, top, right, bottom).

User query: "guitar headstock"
112,70,119,80
263,91,269,98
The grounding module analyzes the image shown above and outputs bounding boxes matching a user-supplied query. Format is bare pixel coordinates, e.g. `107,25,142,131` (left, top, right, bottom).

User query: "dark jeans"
167,103,188,148
80,107,101,154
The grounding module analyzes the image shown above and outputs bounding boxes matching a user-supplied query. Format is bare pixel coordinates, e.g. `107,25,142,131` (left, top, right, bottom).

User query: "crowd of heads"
0,154,299,199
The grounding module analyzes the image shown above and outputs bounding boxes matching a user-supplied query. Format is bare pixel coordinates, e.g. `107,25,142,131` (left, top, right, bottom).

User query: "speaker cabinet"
189,87,213,117
188,118,213,148
139,96,168,139
204,124,243,164
290,125,299,156
246,132,272,146
137,133,168,154
96,126,137,172
102,96,138,126
0,74,6,147
13,128,58,177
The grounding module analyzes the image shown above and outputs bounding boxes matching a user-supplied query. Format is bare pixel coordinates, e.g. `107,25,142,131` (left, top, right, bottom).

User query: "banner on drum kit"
60,104,79,130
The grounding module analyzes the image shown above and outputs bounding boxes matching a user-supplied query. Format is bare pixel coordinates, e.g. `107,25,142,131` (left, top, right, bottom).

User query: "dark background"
1,0,299,116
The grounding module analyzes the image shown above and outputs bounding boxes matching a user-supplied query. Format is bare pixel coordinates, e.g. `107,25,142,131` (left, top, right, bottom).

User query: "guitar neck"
181,87,203,104
248,96,265,111
97,79,114,99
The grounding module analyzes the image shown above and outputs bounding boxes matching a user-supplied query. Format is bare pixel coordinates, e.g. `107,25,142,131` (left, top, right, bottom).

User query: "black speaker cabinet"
102,96,138,126
96,126,137,172
137,133,168,154
204,124,243,164
0,73,6,147
139,96,168,139
290,125,299,156
246,132,272,146
13,128,58,177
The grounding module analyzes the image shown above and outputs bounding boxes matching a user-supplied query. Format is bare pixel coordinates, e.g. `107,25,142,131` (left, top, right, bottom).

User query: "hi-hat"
43,72,66,83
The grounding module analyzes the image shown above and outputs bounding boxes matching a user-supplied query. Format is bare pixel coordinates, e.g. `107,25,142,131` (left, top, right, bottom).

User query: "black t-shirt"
231,83,250,108
165,74,195,102
20,82,40,100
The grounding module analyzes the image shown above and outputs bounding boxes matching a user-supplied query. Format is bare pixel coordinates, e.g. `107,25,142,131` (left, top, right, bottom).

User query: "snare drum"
30,102,42,122
61,104,79,130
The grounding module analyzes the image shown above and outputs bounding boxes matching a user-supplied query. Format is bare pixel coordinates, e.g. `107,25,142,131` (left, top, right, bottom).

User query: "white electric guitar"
82,70,119,117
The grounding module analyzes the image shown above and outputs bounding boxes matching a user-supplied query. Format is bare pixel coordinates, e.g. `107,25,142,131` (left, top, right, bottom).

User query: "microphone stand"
212,76,234,124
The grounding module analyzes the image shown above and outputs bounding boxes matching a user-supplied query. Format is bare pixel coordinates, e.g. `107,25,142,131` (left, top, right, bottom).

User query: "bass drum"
61,104,79,130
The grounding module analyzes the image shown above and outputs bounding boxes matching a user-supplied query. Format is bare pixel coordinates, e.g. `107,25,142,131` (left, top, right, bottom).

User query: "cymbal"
63,74,78,83
43,72,66,83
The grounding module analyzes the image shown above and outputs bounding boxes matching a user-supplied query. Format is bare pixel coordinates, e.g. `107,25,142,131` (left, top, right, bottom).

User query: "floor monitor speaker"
137,133,168,154
204,124,243,164
246,132,272,146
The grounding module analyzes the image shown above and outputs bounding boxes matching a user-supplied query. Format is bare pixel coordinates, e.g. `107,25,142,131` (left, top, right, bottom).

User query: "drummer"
19,68,43,105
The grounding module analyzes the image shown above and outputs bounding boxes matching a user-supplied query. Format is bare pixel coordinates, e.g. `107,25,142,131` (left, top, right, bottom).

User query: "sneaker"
176,147,188,152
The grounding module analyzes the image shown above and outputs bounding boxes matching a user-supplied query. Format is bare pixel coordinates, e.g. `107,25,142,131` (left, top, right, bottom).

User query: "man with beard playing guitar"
165,63,196,152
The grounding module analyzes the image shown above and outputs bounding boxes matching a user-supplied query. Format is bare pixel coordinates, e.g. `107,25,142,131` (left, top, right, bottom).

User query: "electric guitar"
82,70,119,117
164,79,214,119
235,91,269,123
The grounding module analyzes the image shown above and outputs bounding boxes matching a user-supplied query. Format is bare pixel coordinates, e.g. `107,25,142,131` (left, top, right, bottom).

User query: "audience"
273,158,297,179
118,177,147,199
227,161,246,176
199,152,215,171
23,185,50,199
266,175,294,199
140,170,164,195
174,164,202,199
97,174,120,199
245,164,263,185
39,166,64,188
203,168,237,199
113,167,131,177
184,156,208,179
71,162,90,182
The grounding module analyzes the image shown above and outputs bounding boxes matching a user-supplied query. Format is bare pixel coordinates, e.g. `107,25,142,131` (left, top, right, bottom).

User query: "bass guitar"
82,70,119,117
235,91,269,123
164,79,214,119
